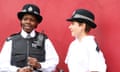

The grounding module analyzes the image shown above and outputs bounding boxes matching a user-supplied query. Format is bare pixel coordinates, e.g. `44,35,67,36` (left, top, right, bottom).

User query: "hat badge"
28,6,33,12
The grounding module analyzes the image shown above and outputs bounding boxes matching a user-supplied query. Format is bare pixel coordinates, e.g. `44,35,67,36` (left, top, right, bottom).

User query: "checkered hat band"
73,14,94,22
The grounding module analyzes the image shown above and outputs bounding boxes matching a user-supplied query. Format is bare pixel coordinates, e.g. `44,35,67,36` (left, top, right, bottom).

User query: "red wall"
0,0,120,72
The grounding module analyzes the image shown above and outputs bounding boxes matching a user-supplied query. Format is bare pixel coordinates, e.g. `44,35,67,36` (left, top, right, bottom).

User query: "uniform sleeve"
0,40,19,72
87,42,107,72
39,39,59,72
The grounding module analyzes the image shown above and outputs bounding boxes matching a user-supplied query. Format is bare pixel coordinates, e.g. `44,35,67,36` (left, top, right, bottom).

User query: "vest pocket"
14,55,27,67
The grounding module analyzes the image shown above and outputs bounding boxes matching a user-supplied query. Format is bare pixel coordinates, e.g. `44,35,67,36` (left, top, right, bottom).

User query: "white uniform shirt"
0,30,59,72
65,36,107,72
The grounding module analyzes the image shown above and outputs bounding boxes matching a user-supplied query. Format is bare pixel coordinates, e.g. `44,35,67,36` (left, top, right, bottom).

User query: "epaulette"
36,31,48,39
94,38,100,52
6,33,20,41
40,32,48,39
96,46,100,52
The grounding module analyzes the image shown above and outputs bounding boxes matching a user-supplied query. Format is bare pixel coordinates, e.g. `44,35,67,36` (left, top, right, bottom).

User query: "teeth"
25,24,31,27
24,25,31,29
25,26,31,28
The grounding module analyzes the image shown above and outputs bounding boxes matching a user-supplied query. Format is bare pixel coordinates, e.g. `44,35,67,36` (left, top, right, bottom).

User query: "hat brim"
67,18,97,28
17,12,43,23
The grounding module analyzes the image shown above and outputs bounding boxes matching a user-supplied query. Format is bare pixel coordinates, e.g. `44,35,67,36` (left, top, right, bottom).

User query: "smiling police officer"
0,4,59,72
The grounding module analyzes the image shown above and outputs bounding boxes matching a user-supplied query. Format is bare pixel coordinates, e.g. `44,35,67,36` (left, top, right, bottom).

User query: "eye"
30,18,36,22
71,22,75,25
23,17,28,21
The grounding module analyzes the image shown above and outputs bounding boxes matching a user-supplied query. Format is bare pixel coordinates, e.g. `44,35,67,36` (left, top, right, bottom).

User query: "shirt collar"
82,35,94,40
21,29,36,38
75,35,95,42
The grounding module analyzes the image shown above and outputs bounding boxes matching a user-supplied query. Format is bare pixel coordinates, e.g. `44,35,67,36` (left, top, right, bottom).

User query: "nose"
68,24,72,29
26,19,31,24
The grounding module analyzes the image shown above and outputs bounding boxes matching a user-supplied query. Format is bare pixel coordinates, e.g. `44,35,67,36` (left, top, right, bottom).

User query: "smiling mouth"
25,26,31,29
24,24,32,29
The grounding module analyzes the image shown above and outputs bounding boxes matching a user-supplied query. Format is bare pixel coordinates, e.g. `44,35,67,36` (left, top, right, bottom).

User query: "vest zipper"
27,39,30,65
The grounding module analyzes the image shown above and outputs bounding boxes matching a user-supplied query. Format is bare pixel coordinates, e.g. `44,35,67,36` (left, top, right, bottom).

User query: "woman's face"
68,21,85,37
20,14,38,33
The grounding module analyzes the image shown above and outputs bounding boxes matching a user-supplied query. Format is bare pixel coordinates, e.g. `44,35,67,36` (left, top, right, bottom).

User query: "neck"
77,32,88,42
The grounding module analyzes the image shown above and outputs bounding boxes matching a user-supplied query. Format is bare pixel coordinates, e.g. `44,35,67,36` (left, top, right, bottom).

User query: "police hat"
17,4,43,23
67,9,97,28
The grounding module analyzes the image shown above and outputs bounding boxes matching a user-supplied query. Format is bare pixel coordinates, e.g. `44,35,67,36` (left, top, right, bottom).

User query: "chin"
24,29,32,33
71,33,76,37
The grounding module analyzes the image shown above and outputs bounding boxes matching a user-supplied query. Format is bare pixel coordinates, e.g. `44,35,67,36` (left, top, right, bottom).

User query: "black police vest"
9,32,47,67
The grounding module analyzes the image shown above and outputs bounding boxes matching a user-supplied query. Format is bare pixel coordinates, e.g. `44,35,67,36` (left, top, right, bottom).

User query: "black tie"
26,34,31,39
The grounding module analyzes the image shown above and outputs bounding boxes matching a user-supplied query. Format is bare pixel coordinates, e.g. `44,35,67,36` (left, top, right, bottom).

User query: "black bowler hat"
67,9,97,28
17,4,43,23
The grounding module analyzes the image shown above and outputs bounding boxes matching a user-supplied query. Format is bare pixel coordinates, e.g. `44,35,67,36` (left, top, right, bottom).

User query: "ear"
81,23,86,29
35,23,39,28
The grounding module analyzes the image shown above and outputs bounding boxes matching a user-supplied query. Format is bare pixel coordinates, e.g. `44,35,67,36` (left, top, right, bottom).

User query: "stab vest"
8,32,47,67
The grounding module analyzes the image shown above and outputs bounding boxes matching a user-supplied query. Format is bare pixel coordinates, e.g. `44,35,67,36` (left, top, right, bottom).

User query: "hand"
17,66,33,72
28,57,41,70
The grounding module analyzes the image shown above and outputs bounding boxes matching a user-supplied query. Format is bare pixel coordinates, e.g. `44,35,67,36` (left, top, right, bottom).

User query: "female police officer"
65,9,107,72
0,4,59,72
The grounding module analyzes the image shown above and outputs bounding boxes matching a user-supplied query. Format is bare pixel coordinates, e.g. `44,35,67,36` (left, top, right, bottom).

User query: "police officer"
65,9,107,72
0,4,59,72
